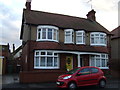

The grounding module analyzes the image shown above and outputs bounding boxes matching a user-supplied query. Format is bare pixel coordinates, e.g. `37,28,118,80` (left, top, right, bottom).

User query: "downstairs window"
34,50,59,69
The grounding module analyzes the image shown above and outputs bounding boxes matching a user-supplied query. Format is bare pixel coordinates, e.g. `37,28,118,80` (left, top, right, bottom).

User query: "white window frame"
90,32,107,46
34,50,59,69
37,25,59,42
90,54,109,69
64,29,74,44
76,30,85,44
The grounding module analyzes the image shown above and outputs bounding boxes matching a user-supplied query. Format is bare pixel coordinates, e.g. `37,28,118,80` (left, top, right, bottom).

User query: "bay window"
37,26,59,42
90,32,107,46
64,29,74,43
76,30,85,44
90,54,108,69
34,50,59,69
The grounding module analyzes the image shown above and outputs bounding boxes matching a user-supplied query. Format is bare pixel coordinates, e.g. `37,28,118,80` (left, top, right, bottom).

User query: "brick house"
110,26,120,78
20,1,111,83
0,44,11,75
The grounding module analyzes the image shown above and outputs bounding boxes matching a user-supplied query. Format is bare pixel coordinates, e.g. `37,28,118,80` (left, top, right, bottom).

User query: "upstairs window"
90,32,107,46
76,30,85,44
37,26,59,42
64,29,74,43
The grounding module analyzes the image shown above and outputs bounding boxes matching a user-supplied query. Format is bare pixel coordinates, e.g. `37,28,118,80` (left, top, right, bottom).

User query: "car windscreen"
66,68,80,74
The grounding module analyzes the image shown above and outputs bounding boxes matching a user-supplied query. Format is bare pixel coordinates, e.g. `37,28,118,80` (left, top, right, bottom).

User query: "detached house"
20,1,111,83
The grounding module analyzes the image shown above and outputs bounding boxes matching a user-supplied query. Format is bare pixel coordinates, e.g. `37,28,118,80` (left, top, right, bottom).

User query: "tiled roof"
20,9,110,39
111,26,120,39
29,41,109,53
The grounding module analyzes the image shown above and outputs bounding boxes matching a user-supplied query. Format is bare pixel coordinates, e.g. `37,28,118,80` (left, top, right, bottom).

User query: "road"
1,74,120,90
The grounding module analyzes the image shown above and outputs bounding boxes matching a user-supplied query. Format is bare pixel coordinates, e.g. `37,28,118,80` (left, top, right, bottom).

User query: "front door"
66,56,73,71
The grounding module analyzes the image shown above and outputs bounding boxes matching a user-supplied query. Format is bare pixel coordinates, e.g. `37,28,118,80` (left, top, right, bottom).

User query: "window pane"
35,52,39,55
38,31,41,39
66,35,71,42
91,68,99,73
96,58,100,67
66,31,70,35
91,37,94,43
77,36,82,43
54,57,58,66
91,56,95,66
48,29,52,39
101,59,105,67
54,29,57,40
40,57,45,66
54,53,58,56
79,68,90,75
95,37,99,44
35,57,39,67
42,28,46,39
47,57,53,67
47,52,52,55
41,52,45,55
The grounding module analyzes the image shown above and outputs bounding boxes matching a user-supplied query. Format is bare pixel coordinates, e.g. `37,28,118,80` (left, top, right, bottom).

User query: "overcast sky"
0,0,119,52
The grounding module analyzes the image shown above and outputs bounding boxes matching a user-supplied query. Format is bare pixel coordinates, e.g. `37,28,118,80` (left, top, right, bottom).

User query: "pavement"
1,74,120,89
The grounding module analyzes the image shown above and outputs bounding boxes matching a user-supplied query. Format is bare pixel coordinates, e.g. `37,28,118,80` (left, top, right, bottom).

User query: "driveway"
1,74,120,89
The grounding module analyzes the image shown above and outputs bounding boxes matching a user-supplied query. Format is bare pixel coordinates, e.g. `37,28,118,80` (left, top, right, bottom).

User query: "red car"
56,66,106,89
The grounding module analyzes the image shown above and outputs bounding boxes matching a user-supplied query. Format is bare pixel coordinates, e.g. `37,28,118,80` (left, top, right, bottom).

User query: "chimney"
86,9,96,21
25,0,32,10
13,44,15,52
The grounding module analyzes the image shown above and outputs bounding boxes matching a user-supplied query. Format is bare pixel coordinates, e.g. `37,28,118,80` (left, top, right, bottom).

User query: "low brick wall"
19,71,66,83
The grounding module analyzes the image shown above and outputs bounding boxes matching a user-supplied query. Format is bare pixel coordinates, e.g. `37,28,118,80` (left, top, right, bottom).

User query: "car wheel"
99,79,106,88
68,82,77,89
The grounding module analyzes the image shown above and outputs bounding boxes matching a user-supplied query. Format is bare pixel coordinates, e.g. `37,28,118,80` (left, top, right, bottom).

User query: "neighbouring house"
20,1,111,83
12,45,22,73
111,26,120,78
0,44,11,75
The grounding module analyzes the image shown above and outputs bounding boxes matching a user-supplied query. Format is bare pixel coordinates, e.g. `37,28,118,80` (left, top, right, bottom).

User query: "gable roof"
20,9,110,39
111,26,120,39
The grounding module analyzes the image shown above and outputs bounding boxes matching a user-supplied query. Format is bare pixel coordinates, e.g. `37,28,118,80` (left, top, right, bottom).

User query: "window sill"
64,42,74,44
34,67,59,69
76,43,85,45
90,44,107,46
36,39,58,42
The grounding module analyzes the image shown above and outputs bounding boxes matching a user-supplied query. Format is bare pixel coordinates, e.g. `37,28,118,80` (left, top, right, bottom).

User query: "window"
78,68,91,75
34,50,59,69
37,26,59,42
90,32,107,46
64,29,74,43
90,54,108,69
90,68,99,73
76,30,85,44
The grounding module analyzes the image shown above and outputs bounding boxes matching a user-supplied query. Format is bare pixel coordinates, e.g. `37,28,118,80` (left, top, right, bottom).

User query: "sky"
0,0,119,52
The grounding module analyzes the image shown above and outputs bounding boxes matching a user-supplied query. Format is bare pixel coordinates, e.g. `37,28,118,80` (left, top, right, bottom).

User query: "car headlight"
63,75,72,79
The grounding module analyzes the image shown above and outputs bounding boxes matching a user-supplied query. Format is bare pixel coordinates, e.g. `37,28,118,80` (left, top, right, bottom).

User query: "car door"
75,68,91,86
89,68,100,84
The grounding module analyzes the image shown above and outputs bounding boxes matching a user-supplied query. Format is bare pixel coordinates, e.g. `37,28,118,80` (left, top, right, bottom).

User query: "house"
20,1,111,83
0,44,11,75
110,26,120,78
